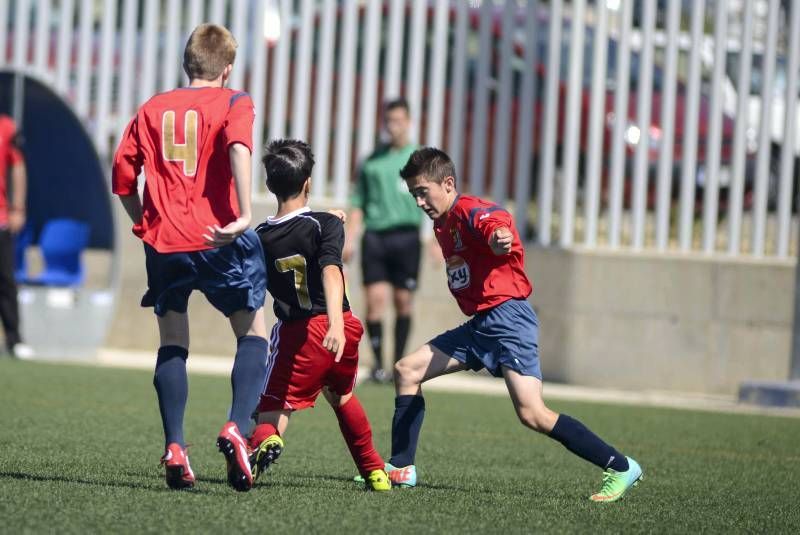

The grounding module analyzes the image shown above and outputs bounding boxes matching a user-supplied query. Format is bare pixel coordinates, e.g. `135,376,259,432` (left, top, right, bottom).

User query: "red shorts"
257,311,364,412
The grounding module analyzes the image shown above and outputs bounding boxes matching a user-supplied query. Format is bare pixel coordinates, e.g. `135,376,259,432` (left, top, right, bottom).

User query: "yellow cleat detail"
365,469,391,492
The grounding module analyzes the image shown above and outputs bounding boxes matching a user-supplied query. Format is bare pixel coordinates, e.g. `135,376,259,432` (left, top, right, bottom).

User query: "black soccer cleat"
249,434,284,481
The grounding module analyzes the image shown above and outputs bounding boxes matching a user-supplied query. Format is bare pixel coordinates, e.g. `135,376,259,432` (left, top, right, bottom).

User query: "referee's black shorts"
360,226,421,291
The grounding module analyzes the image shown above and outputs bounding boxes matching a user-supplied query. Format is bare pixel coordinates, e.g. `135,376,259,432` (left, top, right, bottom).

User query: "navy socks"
229,335,269,434
549,414,629,472
154,337,268,447
394,316,411,364
153,345,189,448
389,395,426,467
366,320,383,371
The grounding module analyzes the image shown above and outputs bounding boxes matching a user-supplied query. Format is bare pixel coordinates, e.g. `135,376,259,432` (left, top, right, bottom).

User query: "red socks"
335,395,384,475
250,396,384,477
249,423,279,450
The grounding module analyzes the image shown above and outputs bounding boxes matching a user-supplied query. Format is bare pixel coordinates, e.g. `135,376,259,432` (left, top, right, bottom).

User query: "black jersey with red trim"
255,207,350,321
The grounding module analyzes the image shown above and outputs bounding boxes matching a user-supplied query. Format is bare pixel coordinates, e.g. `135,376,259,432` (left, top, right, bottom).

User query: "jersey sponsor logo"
162,110,198,176
446,255,470,291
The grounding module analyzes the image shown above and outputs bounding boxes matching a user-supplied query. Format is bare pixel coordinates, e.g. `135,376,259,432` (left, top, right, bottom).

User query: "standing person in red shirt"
112,24,268,493
382,147,642,502
0,114,32,359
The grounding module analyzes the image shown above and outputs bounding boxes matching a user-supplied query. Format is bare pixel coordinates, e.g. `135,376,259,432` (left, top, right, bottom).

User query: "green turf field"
1,360,798,533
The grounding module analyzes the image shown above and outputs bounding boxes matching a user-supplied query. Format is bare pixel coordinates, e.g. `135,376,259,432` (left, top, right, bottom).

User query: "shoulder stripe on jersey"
229,91,250,108
297,214,322,234
466,205,505,234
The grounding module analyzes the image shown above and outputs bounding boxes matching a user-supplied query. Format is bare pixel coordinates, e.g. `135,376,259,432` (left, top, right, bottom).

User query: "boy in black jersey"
249,139,390,491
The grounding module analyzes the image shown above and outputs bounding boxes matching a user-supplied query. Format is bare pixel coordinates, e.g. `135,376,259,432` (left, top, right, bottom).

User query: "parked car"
723,49,798,209
452,13,749,213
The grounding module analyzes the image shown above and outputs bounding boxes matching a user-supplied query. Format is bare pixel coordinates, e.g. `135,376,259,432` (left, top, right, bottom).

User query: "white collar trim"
266,206,311,225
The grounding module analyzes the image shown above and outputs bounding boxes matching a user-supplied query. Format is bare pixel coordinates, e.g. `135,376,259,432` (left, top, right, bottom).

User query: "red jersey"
112,87,254,253
434,195,532,316
0,115,24,228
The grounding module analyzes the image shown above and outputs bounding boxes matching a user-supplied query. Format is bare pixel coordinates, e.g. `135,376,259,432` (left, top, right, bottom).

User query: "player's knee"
393,358,421,385
325,389,349,409
393,295,413,315
516,406,550,433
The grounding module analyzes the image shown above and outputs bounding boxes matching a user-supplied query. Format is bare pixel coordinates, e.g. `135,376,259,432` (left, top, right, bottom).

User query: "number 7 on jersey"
276,254,312,310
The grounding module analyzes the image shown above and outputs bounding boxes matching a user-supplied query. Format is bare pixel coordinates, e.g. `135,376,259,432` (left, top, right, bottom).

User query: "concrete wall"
104,202,795,395
527,248,794,395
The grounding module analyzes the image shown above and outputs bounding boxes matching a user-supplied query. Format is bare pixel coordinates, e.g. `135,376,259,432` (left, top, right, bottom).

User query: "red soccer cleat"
216,422,253,492
160,443,195,490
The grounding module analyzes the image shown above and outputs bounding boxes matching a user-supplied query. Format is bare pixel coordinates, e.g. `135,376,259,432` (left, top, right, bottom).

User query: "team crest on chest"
446,255,470,291
450,227,464,251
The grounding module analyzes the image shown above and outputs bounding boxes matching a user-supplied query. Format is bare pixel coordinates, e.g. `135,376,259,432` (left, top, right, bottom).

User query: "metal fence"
1,0,798,258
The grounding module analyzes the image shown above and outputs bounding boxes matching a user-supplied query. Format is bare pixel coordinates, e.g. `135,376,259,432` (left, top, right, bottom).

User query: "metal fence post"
792,242,800,379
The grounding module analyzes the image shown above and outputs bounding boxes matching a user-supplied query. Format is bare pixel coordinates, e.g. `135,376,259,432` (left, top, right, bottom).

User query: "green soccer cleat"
354,463,417,488
589,457,643,503
250,434,284,480
365,469,391,492
386,463,416,487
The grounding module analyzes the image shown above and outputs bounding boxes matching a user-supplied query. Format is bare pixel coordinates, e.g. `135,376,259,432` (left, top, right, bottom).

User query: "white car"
721,48,797,208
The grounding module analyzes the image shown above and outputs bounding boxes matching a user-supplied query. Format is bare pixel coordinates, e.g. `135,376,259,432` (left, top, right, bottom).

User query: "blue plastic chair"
13,224,33,282
29,219,91,287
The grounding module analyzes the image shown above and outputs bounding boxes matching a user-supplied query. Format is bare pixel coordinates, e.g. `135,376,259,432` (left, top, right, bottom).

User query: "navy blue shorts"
142,229,267,317
429,298,541,379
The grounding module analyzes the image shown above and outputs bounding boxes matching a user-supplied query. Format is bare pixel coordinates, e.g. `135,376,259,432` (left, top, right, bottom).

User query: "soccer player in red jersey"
384,147,642,502
112,24,268,492
248,139,390,491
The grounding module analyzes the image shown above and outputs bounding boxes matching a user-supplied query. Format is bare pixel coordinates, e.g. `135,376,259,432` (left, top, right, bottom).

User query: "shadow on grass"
255,471,485,493
0,470,213,494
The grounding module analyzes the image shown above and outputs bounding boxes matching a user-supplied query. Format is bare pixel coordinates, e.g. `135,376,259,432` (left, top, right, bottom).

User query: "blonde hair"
183,23,237,81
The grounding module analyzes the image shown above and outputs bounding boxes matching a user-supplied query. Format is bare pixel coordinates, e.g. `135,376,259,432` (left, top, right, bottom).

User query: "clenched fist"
489,227,513,255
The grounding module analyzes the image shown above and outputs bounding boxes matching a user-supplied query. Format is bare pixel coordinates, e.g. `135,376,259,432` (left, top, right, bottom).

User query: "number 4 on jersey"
162,110,198,176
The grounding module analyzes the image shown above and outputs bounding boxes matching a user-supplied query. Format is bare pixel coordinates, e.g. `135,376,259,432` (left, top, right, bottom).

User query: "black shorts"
361,227,421,290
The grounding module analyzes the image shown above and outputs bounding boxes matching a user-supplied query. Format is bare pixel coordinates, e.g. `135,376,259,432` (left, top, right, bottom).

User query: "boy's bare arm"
119,193,143,225
8,162,27,232
321,264,346,362
342,208,363,263
203,142,252,247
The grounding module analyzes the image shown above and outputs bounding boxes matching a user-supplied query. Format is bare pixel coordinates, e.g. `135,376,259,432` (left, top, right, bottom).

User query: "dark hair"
262,139,315,200
399,147,456,185
384,97,410,115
